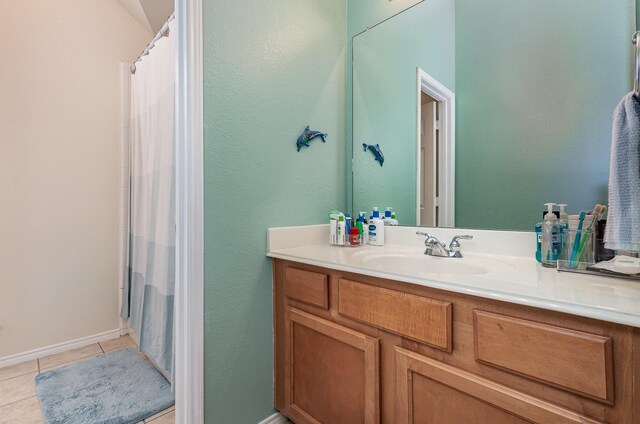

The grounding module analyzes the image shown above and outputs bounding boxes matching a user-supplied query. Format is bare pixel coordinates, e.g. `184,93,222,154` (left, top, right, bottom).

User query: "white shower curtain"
122,19,176,379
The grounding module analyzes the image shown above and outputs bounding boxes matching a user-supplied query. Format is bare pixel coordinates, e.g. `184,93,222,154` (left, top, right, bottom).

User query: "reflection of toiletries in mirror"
368,208,385,246
337,215,346,246
383,207,399,226
542,203,561,267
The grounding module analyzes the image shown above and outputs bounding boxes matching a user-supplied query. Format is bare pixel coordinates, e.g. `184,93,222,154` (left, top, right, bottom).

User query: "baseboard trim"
0,329,122,368
258,412,289,424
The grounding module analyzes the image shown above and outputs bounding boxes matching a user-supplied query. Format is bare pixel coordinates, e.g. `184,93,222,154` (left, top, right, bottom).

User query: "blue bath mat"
35,348,174,424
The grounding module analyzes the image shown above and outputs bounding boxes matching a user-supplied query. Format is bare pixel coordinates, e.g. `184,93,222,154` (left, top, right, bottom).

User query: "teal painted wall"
455,0,633,230
202,0,346,421
352,0,455,223
347,0,422,37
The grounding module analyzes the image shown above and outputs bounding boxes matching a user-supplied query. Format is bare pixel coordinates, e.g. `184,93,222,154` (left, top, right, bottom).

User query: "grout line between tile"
145,406,174,422
0,393,38,410
39,353,99,373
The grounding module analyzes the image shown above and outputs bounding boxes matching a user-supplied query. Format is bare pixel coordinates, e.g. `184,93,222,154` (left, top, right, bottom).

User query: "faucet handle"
449,235,473,251
416,231,441,247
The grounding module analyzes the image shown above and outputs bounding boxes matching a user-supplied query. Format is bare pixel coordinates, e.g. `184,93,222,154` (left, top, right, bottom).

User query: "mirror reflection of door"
420,92,439,227
415,69,455,228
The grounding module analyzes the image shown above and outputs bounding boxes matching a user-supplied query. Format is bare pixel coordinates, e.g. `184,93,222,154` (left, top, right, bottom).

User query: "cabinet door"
284,307,380,424
394,347,602,424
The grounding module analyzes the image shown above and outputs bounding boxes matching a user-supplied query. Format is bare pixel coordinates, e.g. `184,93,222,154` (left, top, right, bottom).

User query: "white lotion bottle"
368,207,385,246
329,219,337,245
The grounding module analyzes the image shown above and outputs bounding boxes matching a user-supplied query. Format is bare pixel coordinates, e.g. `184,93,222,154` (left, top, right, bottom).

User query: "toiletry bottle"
558,204,569,229
557,203,569,252
349,227,360,246
345,213,352,235
358,211,369,244
541,203,561,267
535,225,542,262
330,219,337,245
337,214,346,246
329,210,340,245
368,208,385,246
356,212,364,234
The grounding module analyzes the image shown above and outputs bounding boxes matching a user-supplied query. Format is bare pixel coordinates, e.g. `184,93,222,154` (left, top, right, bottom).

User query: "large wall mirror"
351,0,636,231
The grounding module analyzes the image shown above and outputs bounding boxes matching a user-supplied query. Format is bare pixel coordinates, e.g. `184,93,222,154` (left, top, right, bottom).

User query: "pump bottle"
541,203,561,267
368,207,385,246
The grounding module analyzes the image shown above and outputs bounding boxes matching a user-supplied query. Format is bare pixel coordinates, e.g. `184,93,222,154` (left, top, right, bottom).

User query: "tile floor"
0,335,174,424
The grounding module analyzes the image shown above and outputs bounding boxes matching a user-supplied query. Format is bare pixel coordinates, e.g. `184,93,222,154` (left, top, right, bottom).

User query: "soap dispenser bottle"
558,204,569,230
541,203,561,268
557,203,569,252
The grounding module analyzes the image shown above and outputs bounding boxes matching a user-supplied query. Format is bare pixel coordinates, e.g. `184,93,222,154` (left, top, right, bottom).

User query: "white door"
420,100,438,226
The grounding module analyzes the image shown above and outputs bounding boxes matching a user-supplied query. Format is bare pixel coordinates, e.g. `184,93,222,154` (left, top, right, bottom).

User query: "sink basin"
351,249,514,277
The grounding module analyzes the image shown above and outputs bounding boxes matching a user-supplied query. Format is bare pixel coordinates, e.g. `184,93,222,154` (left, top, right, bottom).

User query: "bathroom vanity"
268,226,640,424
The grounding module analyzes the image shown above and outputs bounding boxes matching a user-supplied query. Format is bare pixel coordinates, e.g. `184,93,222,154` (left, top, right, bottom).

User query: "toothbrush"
569,211,586,269
575,204,605,263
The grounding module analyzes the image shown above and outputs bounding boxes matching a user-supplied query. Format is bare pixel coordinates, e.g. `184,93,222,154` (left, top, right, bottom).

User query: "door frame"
415,68,455,227
174,0,204,423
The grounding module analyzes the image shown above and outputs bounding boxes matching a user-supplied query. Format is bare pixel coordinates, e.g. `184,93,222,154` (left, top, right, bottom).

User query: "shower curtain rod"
130,13,175,74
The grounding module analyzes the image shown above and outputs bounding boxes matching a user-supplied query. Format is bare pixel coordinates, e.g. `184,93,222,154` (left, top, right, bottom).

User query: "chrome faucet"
416,232,473,258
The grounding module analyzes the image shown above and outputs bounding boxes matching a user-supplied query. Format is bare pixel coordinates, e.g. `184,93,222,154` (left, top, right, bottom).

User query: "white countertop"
267,225,640,328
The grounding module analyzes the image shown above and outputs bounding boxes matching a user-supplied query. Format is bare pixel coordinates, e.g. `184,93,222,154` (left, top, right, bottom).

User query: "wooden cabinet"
273,260,640,424
395,346,601,424
338,279,452,351
283,308,380,424
473,310,614,403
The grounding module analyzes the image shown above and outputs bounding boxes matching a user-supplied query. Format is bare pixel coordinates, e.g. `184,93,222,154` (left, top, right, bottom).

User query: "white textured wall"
0,0,151,358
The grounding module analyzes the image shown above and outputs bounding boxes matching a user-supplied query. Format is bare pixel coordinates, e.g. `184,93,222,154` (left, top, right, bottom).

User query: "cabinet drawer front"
338,279,452,351
284,267,329,309
474,310,613,403
395,347,602,424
